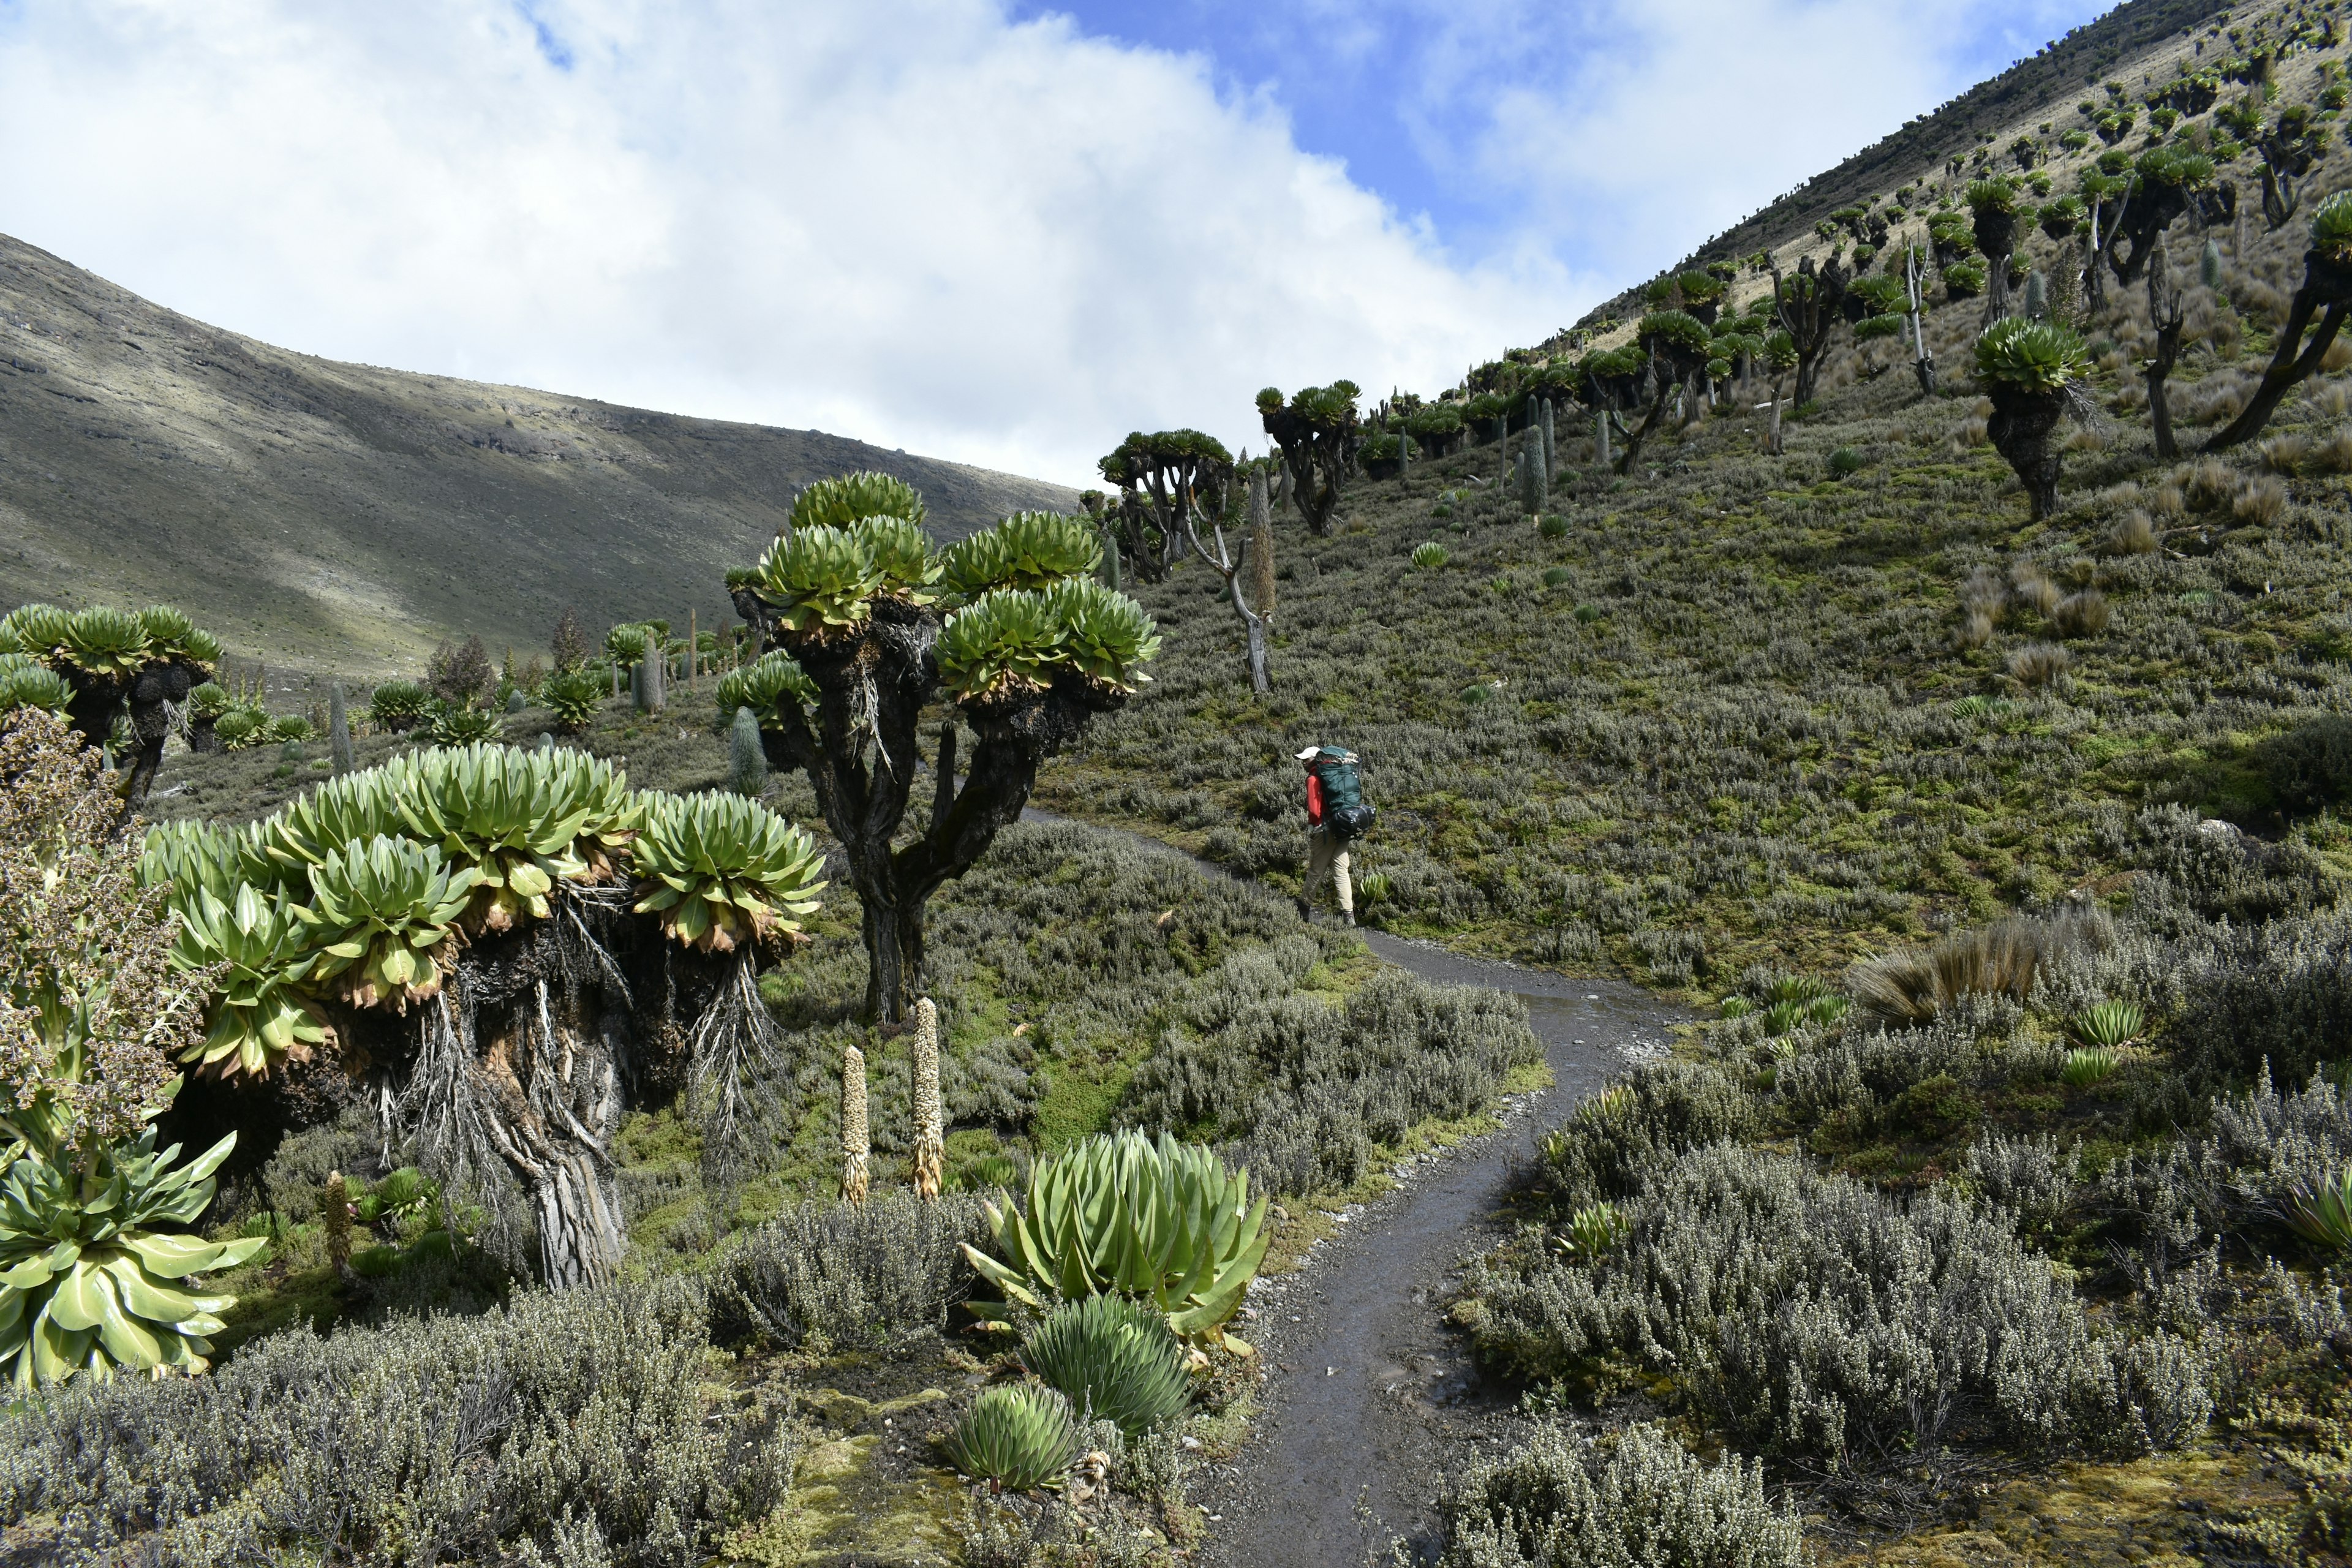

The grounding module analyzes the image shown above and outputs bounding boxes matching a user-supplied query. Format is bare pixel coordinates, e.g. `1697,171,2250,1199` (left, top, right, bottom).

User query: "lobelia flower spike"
911,997,944,1200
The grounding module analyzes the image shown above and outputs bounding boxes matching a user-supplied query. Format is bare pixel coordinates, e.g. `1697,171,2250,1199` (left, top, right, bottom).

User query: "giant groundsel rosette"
631,791,826,952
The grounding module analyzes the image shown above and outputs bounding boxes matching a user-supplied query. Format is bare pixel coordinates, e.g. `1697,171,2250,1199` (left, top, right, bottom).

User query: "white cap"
1294,745,1321,761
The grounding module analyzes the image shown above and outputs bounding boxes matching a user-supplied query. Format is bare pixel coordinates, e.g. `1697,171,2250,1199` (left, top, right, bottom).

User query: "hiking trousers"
1305,827,1353,919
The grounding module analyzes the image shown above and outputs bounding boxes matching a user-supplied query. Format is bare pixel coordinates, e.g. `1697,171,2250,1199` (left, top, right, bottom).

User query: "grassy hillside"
1052,6,2352,999
0,232,1077,673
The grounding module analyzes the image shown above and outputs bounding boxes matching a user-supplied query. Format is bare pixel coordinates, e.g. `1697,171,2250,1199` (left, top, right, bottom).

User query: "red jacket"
1305,772,1325,827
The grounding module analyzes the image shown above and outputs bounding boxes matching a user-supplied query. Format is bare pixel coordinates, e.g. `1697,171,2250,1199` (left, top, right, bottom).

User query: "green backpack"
1311,748,1375,839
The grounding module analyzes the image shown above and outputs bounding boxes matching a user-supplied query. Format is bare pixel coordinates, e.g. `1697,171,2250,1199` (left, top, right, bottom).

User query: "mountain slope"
1577,0,2234,327
0,232,1077,671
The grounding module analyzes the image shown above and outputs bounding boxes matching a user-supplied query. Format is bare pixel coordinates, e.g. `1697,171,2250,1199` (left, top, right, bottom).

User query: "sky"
0,0,2113,486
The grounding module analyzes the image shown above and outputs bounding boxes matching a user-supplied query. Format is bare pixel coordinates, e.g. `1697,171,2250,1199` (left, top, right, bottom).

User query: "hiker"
1295,744,1374,925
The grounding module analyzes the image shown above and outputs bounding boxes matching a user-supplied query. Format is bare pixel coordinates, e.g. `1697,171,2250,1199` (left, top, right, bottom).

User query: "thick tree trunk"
1986,387,2067,519
2208,260,2352,449
396,902,644,1290
1616,380,1676,475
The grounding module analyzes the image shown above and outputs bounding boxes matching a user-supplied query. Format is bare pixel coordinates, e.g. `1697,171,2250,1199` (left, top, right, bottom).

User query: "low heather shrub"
1534,1060,1759,1213
1435,1422,1804,1568
0,1278,788,1567
708,1189,988,1349
1468,1145,2210,1483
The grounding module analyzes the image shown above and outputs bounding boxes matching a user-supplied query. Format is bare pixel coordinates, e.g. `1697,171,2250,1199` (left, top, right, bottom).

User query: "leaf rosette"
0,1129,267,1385
630,791,825,952
168,884,329,1078
749,525,886,634
715,651,819,729
60,608,149,681
291,835,480,1011
1042,579,1160,693
936,589,1067,702
1974,317,2090,394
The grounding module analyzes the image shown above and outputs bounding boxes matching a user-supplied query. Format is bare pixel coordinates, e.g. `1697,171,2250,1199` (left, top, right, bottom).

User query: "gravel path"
1017,810,1684,1565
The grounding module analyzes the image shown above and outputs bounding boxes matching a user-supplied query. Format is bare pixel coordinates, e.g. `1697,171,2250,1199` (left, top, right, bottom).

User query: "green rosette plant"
141,818,280,908
213,711,265,751
542,748,641,880
134,606,221,667
366,680,433,733
630,791,826,952
0,1127,265,1385
540,666,605,733
602,623,650,668
935,589,1066,702
940,511,1101,601
428,702,499,747
943,1385,1076,1490
1041,579,1159,693
391,744,598,931
788,470,927,532
291,835,480,1011
748,525,887,634
1975,317,2090,394
2286,1167,2352,1253
0,656,73,717
2315,190,2352,268
963,1130,1270,1352
1019,1292,1191,1438
258,767,407,876
0,604,71,658
850,514,941,602
59,609,149,680
168,884,329,1078
186,683,232,721
715,650,820,728
1638,309,1713,377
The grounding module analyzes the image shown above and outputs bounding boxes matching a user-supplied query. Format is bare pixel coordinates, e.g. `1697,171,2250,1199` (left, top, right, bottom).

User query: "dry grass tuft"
1850,911,2112,1027
2233,475,2288,526
2010,565,2060,616
2007,641,2071,687
2051,589,2111,638
2101,510,2160,556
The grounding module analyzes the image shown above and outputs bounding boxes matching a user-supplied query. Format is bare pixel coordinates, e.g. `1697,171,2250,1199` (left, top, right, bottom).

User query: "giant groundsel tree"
726,474,1160,1023
1256,382,1361,535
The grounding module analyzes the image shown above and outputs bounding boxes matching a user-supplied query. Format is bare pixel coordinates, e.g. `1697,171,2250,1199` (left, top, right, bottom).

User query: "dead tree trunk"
2147,236,2187,459
1185,469,1275,695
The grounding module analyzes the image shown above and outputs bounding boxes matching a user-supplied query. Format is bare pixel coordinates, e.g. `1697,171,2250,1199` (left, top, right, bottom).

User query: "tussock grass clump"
1850,910,2110,1027
2006,640,2071,686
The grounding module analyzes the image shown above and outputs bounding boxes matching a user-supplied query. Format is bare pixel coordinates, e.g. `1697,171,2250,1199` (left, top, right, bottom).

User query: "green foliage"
132,606,221,666
715,651,818,728
1405,403,1464,443
941,511,1102,600
1019,1292,1192,1437
1636,310,1711,371
1973,316,2089,393
2314,190,2352,266
289,835,478,1010
2135,145,2217,193
0,1128,265,1385
747,524,887,635
0,603,70,657
630,791,826,952
2062,1046,2119,1088
1412,543,1451,570
1038,579,1155,693
788,470,927,532
963,1131,1270,1347
211,710,264,751
1828,447,1867,477
426,701,497,746
168,884,328,1077
1964,176,2021,214
2286,1166,2352,1253
937,588,1069,701
850,513,941,600
0,657,73,716
1943,258,1989,297
945,1384,1077,1491
391,743,639,930
539,666,605,733
1538,514,1569,540
59,609,147,680
1556,1202,1627,1259
2070,1000,2145,1047
365,679,432,732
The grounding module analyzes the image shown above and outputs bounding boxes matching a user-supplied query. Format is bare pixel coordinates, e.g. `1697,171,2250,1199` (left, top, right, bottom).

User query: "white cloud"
1388,0,2106,278
0,0,1580,484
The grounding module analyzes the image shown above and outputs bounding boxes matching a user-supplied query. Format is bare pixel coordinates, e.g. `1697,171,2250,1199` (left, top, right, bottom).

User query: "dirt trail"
1019,810,1684,1564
